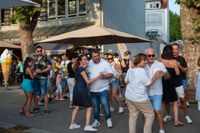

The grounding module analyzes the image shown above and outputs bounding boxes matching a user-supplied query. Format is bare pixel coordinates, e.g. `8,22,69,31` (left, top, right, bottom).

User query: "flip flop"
174,121,184,126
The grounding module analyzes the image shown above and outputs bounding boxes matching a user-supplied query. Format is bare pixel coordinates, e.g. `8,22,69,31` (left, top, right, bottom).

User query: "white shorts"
175,85,185,98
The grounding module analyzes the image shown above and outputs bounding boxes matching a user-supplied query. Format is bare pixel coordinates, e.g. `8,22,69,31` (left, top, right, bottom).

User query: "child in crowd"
55,69,65,100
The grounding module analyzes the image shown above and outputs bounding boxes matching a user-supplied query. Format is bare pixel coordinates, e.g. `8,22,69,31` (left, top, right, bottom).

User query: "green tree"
175,0,200,90
176,0,200,34
11,0,43,60
169,10,181,42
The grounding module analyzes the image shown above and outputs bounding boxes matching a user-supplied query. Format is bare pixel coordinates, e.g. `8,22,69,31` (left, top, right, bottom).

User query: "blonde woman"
107,53,124,114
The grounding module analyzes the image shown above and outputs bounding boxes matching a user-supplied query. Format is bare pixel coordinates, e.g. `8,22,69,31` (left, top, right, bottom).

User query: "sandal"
174,121,184,126
25,112,34,117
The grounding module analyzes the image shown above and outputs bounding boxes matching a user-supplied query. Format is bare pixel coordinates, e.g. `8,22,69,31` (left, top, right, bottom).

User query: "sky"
169,0,180,15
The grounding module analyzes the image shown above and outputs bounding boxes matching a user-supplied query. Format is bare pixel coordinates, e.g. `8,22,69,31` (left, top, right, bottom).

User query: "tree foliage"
169,10,181,42
10,0,43,31
176,0,200,32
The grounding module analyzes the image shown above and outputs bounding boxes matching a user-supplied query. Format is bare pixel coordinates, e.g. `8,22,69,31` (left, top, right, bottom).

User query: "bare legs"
21,92,33,117
109,87,123,113
70,106,92,126
163,101,183,125
155,111,164,130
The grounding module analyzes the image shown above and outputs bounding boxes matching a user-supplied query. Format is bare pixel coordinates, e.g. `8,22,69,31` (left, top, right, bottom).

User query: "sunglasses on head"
147,54,155,57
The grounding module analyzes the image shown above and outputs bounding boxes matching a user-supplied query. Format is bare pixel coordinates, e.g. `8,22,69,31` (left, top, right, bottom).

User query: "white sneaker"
163,115,171,122
92,120,101,127
185,116,192,124
110,107,114,112
69,123,81,129
118,107,124,114
107,119,113,128
159,129,165,133
84,125,97,132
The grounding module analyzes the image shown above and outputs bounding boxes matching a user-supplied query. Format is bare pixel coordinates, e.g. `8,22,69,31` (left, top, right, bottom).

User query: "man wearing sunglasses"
33,46,52,115
144,48,169,133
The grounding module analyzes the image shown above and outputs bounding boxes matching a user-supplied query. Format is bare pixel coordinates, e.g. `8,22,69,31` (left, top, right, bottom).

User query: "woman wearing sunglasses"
107,53,124,114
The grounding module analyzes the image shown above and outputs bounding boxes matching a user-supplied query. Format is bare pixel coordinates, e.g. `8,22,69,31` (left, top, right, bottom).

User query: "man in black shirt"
172,43,192,124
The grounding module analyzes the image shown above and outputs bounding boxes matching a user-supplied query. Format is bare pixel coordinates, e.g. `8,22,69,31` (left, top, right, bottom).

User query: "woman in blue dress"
69,54,100,132
20,57,34,117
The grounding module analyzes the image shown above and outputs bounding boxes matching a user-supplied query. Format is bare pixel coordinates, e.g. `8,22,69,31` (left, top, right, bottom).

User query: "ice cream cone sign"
0,49,13,88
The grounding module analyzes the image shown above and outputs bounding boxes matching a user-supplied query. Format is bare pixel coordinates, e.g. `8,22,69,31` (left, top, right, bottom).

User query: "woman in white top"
125,53,160,133
107,53,124,114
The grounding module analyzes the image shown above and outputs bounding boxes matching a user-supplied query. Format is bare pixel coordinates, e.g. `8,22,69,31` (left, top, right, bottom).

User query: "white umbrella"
38,25,150,45
0,0,40,9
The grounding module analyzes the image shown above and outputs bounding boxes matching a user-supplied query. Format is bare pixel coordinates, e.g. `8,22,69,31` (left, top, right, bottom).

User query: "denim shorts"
111,79,120,88
149,95,162,111
32,79,47,96
32,79,41,96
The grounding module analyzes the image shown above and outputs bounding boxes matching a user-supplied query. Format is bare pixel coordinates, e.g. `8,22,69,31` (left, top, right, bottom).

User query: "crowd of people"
17,43,197,133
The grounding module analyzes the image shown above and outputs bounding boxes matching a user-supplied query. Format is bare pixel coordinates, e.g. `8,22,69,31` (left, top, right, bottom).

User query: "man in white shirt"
87,49,114,128
144,48,169,133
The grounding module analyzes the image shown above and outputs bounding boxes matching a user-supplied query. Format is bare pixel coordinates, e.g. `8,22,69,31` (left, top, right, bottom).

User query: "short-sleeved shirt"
17,61,23,73
35,56,52,79
145,60,167,96
174,56,187,80
87,59,113,92
60,60,70,76
125,68,151,102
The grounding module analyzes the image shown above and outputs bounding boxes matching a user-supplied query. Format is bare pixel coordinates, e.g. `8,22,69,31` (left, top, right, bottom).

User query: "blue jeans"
90,90,111,121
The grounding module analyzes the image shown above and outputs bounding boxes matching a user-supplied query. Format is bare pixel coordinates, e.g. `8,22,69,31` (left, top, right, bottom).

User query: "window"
68,0,76,15
58,0,65,16
79,0,86,13
146,13,162,27
1,9,12,26
47,0,86,19
49,0,56,18
147,2,160,9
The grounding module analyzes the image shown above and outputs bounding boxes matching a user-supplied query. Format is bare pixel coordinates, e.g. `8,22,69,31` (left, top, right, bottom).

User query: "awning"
36,43,74,55
38,25,150,45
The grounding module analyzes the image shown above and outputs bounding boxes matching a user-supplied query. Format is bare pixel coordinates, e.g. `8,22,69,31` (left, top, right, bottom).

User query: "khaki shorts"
175,85,185,98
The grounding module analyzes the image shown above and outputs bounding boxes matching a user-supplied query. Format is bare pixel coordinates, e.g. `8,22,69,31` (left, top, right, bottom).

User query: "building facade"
145,0,169,51
0,0,150,57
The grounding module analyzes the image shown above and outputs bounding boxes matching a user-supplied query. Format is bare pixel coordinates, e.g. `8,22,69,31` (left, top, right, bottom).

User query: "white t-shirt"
87,59,113,92
125,68,151,102
144,60,167,96
60,60,70,68
60,60,70,77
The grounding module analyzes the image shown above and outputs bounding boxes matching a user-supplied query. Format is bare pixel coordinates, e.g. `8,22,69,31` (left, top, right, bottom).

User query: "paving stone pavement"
0,86,200,133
